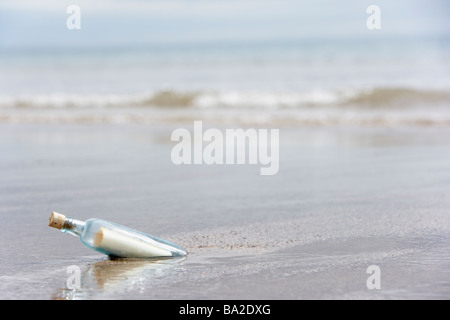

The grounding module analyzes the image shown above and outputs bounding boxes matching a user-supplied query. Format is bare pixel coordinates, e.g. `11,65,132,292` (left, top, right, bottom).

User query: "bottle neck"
61,217,86,237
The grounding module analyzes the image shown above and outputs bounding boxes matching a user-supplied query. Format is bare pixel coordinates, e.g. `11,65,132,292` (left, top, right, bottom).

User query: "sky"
0,0,449,49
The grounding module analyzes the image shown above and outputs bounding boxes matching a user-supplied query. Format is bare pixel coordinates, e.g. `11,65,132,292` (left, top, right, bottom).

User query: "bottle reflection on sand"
51,256,186,300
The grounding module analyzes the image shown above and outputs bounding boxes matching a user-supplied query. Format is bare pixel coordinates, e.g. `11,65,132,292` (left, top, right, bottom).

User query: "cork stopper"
48,212,66,230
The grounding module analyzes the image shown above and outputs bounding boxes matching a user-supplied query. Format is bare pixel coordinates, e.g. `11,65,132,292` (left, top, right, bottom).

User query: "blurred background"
1,0,449,126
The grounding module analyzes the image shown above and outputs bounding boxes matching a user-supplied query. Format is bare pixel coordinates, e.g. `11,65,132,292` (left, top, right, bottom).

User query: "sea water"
1,37,450,126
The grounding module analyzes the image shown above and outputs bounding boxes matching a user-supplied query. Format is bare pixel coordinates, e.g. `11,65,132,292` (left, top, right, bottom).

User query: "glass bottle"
48,212,187,258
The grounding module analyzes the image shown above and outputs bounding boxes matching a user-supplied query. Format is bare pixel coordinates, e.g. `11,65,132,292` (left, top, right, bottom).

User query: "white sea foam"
1,87,449,109
1,87,449,126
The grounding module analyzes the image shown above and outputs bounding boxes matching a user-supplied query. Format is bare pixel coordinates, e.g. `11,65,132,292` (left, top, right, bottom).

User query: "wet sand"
0,123,449,299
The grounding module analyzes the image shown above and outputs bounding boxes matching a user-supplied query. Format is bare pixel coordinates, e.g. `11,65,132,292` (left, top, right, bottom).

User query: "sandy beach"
0,123,449,299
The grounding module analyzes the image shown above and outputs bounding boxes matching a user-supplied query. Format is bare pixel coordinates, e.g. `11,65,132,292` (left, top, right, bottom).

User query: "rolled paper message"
93,227,173,258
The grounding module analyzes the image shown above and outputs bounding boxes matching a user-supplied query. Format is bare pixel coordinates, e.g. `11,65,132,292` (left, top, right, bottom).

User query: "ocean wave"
344,88,450,108
1,87,450,126
1,87,450,110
